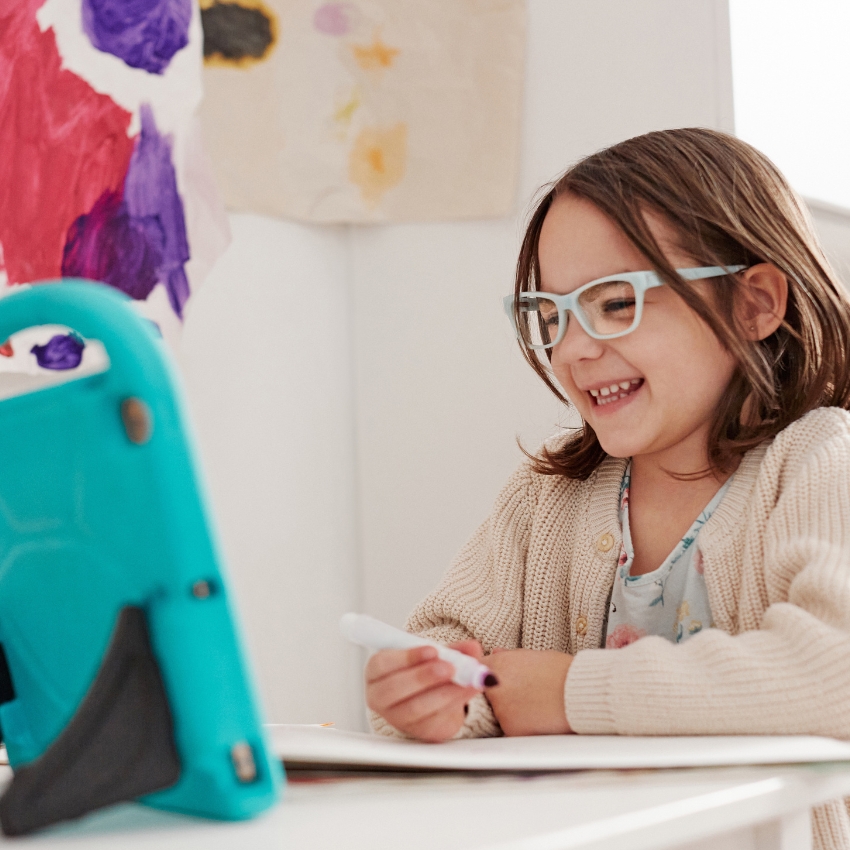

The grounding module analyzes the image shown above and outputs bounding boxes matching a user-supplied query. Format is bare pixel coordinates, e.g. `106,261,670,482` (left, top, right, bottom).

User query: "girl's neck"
629,421,736,486
626,429,736,577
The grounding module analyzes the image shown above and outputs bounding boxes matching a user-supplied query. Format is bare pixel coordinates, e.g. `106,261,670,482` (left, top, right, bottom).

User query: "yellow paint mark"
351,31,400,72
333,89,361,126
349,123,407,208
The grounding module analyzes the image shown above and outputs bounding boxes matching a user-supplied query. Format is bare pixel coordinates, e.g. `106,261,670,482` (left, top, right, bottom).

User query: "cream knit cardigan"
371,407,850,850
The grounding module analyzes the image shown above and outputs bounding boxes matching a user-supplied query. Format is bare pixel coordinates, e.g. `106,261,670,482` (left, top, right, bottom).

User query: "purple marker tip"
471,667,498,689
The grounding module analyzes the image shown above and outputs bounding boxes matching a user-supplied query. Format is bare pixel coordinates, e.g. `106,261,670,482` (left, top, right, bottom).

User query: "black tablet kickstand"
0,607,181,836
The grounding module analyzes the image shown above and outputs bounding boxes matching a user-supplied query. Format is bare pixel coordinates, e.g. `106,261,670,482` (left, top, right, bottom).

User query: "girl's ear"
735,263,788,340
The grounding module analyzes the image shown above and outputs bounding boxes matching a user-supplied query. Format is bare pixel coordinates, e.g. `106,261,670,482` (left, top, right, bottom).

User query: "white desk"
3,762,850,850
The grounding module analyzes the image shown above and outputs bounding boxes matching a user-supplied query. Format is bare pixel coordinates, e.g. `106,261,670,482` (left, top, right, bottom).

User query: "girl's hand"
484,649,574,736
365,639,484,743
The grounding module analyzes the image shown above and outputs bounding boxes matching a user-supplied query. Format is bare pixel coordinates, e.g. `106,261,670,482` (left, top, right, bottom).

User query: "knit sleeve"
566,426,850,739
369,459,539,739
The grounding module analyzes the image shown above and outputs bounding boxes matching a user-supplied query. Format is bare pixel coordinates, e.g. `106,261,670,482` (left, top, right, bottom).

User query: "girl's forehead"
538,195,644,289
538,194,690,292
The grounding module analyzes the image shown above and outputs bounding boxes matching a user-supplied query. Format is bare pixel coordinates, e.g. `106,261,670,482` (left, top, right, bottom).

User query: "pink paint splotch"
0,2,135,284
313,3,353,36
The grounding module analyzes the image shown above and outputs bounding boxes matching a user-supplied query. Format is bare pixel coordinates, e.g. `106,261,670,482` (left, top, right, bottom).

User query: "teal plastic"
0,280,283,820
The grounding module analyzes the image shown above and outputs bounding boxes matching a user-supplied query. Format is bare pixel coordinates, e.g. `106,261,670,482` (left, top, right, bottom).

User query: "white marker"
340,613,498,689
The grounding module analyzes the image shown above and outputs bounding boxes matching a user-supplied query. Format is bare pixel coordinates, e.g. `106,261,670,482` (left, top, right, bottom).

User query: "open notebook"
270,724,850,773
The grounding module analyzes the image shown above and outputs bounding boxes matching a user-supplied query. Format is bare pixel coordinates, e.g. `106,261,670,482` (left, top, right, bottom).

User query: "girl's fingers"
388,684,479,740
407,711,467,744
447,639,484,660
365,641,485,741
367,658,456,712
365,646,437,684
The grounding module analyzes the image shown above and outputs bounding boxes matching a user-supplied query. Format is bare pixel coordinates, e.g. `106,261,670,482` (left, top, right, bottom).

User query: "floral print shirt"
605,463,732,650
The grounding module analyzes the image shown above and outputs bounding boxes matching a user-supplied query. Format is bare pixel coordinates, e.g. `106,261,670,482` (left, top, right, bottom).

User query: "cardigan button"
576,616,588,636
596,533,614,553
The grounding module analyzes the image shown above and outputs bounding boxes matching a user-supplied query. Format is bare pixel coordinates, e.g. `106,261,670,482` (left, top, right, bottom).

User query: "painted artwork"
198,0,527,223
0,323,109,402
0,0,230,365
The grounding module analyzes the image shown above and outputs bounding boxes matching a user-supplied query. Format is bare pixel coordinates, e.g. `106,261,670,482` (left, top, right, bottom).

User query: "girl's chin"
592,424,654,458
596,438,646,459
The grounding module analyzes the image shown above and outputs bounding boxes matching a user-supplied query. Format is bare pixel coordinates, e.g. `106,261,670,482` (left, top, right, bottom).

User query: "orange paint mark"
351,32,399,72
367,148,385,174
349,123,407,208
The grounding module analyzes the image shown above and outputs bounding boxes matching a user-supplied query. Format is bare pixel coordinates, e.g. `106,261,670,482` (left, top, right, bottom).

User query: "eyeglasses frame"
503,265,746,349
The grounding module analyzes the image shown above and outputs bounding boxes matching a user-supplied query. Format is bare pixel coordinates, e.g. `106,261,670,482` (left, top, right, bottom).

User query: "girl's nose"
550,314,605,367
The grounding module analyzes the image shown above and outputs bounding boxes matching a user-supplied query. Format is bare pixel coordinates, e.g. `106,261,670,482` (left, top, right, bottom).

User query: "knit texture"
371,407,850,850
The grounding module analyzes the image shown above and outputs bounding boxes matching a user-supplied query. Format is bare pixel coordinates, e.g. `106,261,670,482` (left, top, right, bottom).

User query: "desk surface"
4,762,850,850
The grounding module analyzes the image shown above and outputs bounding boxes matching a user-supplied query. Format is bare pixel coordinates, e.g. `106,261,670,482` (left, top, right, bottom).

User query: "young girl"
365,128,850,850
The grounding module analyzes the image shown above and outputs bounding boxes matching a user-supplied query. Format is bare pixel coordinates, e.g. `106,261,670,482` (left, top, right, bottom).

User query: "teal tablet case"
0,280,282,834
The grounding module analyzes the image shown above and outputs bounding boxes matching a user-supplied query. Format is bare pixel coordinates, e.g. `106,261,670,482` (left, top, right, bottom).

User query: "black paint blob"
201,2,275,64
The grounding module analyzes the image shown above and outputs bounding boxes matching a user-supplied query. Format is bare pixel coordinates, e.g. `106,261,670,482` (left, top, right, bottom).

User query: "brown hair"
514,128,850,479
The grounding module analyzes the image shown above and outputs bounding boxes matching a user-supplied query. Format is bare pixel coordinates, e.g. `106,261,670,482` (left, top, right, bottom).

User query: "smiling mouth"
589,378,643,406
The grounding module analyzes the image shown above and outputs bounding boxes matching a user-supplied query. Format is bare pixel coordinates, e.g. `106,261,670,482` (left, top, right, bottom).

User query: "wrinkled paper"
200,0,526,223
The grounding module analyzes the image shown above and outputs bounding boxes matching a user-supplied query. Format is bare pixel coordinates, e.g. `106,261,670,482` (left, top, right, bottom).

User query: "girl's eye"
603,298,636,314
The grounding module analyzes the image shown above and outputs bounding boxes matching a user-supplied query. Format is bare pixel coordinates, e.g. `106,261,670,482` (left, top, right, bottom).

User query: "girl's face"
537,193,737,471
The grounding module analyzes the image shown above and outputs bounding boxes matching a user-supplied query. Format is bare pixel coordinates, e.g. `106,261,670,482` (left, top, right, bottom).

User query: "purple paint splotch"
62,190,161,301
124,104,191,317
82,0,191,75
31,333,86,370
62,104,191,319
313,4,353,36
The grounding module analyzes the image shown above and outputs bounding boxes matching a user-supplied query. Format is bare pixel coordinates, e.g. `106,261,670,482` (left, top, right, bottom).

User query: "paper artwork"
199,0,527,223
0,0,230,357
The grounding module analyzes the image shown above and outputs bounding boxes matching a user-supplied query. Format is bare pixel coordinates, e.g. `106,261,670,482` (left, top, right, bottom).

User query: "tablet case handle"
0,280,281,832
0,608,181,836
0,279,165,396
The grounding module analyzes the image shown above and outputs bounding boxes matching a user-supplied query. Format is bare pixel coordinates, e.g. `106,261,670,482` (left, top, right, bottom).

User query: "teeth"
592,378,643,406
598,392,629,406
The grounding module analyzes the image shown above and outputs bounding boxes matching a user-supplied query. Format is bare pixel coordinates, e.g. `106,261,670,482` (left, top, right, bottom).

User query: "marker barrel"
340,613,494,689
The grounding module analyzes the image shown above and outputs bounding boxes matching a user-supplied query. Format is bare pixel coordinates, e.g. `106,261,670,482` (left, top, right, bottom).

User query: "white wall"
179,215,363,729
179,0,736,730
809,200,850,286
729,0,850,210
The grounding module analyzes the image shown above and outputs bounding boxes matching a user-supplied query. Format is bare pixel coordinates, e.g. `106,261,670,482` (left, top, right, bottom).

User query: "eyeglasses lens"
517,281,638,347
517,296,560,348
577,280,637,337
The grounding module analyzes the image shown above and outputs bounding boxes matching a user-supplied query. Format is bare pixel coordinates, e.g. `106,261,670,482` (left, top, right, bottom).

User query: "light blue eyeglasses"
504,265,745,349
